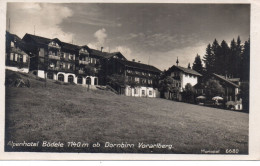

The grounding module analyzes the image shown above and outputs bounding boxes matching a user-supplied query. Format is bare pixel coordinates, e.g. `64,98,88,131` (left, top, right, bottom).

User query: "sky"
6,3,250,71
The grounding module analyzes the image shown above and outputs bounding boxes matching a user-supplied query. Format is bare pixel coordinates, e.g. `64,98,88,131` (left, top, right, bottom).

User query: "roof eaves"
213,73,239,88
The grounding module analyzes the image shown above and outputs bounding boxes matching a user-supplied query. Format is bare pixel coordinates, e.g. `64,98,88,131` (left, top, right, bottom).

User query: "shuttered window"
10,53,14,61
23,55,27,63
14,54,18,61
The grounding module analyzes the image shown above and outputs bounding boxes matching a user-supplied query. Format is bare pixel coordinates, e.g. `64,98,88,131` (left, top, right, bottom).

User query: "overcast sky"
6,3,250,70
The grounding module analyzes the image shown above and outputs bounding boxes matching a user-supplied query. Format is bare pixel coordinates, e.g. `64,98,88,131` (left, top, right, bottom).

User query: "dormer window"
81,48,86,52
11,41,15,47
69,54,74,60
49,41,60,48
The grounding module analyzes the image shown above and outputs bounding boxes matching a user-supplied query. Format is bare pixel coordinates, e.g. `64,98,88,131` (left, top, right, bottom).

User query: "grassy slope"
5,70,249,153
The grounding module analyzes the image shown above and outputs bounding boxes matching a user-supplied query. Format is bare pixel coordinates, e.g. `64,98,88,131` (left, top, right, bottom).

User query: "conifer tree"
192,54,203,74
218,40,230,76
203,44,214,75
241,38,250,81
230,38,237,78
211,39,220,74
236,36,243,78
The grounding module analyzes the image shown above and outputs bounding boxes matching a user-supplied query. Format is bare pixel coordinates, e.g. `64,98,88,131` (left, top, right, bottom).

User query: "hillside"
5,70,249,154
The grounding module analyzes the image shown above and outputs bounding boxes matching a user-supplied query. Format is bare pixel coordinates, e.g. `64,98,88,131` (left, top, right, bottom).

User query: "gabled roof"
6,31,26,46
22,33,79,51
115,59,161,73
169,65,202,76
61,42,79,51
212,73,239,88
23,33,51,45
107,52,127,60
90,49,109,58
6,31,29,52
21,34,129,59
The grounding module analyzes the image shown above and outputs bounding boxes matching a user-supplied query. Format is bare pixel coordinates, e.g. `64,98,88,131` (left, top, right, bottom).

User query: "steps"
96,85,118,94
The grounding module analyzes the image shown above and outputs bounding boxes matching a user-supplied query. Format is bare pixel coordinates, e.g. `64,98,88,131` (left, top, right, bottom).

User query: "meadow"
5,70,249,154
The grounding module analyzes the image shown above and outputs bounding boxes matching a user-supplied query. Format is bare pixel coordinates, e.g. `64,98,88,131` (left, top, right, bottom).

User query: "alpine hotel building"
5,32,161,97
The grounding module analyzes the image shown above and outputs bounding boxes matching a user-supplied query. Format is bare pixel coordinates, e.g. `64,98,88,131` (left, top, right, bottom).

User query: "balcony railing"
78,70,85,74
49,55,60,60
79,60,89,65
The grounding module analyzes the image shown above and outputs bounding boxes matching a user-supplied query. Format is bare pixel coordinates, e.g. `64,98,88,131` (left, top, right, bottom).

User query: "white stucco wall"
38,70,45,78
125,86,158,98
181,73,198,89
6,66,29,73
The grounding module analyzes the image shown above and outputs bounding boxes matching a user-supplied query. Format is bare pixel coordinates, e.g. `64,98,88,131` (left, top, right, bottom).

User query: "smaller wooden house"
5,31,29,73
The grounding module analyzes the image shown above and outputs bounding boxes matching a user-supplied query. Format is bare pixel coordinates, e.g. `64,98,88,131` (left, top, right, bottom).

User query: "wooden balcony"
78,70,85,74
48,55,60,60
79,60,89,65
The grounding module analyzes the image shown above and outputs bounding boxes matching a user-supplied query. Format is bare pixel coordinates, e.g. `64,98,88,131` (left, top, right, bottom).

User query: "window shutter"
14,54,18,61
23,55,27,63
10,53,14,61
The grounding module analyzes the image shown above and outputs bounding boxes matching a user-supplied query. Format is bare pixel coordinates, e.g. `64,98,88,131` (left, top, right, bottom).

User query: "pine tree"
241,38,250,81
211,39,220,74
230,38,237,78
192,54,203,74
236,36,243,78
203,44,215,75
218,40,230,76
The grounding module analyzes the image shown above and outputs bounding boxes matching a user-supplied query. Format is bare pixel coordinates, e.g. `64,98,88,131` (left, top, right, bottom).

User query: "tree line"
192,36,250,81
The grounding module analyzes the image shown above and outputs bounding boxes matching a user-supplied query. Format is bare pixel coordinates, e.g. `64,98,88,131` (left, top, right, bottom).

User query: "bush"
226,101,236,110
182,83,195,103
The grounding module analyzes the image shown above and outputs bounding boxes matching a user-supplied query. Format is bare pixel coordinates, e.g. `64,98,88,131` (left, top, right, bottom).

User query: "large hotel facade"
5,31,161,97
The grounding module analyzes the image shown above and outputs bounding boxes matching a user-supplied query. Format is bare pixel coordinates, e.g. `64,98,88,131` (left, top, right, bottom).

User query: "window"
11,41,15,47
49,62,55,68
148,79,152,85
69,54,74,60
86,77,91,85
23,55,27,63
68,75,74,83
94,78,98,85
10,53,14,61
18,54,23,62
77,76,83,84
134,88,138,94
47,73,53,79
142,90,145,96
141,79,146,84
135,77,140,83
70,64,74,70
149,90,152,96
58,74,64,82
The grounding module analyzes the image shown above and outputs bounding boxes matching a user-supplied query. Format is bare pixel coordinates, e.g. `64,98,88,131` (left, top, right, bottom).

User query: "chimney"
132,59,135,62
101,47,103,52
